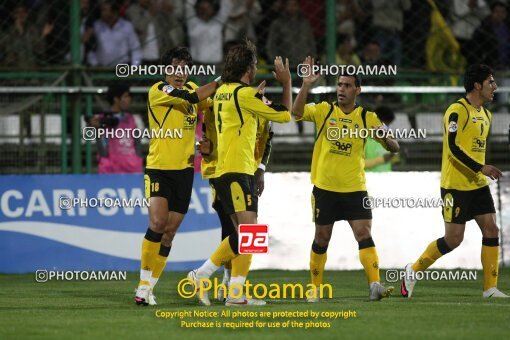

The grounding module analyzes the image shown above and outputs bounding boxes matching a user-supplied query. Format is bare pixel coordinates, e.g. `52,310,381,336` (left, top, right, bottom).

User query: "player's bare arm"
273,56,292,110
293,56,320,119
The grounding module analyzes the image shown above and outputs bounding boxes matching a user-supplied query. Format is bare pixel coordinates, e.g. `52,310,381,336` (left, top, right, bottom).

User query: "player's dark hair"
464,64,493,92
107,83,130,105
338,74,361,87
222,40,257,83
374,106,395,125
161,46,193,66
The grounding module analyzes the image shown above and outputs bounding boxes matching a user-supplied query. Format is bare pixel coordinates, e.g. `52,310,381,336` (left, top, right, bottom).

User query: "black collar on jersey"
335,101,359,115
463,96,482,112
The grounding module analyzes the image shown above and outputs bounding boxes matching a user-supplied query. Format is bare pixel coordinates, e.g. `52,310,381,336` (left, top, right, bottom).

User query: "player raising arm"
188,40,291,306
293,56,398,302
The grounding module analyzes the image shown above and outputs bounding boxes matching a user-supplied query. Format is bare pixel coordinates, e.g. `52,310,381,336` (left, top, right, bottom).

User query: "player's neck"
239,74,250,85
465,93,483,111
338,102,356,113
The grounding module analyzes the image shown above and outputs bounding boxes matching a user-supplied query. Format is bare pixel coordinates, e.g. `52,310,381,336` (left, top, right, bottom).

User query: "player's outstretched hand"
481,164,503,180
256,80,266,95
273,56,291,84
300,56,320,85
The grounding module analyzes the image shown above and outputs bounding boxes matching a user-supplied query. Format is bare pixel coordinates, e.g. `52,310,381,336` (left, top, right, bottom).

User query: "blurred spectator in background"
41,0,70,65
371,0,410,66
224,0,261,42
186,0,232,64
450,0,488,64
126,0,184,65
80,0,100,64
336,0,364,49
336,33,361,65
87,83,143,174
266,0,316,69
87,0,141,66
300,0,325,53
471,1,510,69
365,106,399,172
361,40,390,65
1,3,52,67
255,0,283,60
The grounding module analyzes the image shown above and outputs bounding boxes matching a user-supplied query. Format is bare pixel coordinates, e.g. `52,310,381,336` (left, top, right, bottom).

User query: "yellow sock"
359,246,380,284
231,254,252,277
310,249,327,286
210,236,237,267
482,238,499,291
412,238,450,272
152,244,171,281
139,232,161,286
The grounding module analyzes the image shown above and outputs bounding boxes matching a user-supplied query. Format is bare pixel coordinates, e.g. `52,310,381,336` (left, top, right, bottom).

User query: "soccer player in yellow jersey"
135,47,220,306
188,40,291,306
402,64,508,298
199,100,273,302
293,56,399,301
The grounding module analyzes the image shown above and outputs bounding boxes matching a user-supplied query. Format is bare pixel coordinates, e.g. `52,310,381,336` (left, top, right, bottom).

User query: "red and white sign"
238,224,268,254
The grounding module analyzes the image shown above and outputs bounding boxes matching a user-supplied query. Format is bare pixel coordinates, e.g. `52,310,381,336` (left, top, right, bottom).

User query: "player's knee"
484,223,499,238
353,226,371,242
314,232,331,247
149,214,167,232
445,233,463,249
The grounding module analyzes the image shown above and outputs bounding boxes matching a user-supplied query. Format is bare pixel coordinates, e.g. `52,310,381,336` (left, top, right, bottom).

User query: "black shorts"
441,186,495,224
209,178,236,240
144,168,194,214
312,186,372,225
215,173,258,215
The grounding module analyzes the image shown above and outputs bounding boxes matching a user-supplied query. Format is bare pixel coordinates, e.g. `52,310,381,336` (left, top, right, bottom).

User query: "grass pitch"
1,269,509,339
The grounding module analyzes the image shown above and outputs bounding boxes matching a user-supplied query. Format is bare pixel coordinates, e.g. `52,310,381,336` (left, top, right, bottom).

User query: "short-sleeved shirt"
298,102,385,192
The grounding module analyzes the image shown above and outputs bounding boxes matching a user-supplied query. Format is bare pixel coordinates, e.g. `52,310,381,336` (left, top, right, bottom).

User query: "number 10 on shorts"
239,224,268,254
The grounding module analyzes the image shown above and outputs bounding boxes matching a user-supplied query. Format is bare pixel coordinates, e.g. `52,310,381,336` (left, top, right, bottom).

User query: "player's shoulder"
445,98,469,115
184,81,198,91
309,101,333,110
149,81,167,95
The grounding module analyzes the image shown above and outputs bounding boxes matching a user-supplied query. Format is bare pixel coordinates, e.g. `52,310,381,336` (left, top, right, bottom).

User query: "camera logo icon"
297,64,311,77
36,270,48,283
385,270,399,283
115,64,130,77
362,197,375,209
83,127,96,141
59,196,72,210
326,127,340,141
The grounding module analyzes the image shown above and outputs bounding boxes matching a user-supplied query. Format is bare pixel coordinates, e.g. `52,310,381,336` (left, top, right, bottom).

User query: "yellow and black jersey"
298,101,386,193
201,108,218,179
201,113,273,178
441,97,490,190
213,82,290,176
146,80,211,170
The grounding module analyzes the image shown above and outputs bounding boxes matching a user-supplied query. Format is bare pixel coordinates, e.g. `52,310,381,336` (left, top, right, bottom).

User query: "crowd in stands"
1,0,510,71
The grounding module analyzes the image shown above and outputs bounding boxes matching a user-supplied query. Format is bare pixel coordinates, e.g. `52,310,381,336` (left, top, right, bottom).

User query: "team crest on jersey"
162,85,174,94
329,118,337,126
262,95,272,106
448,121,458,132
